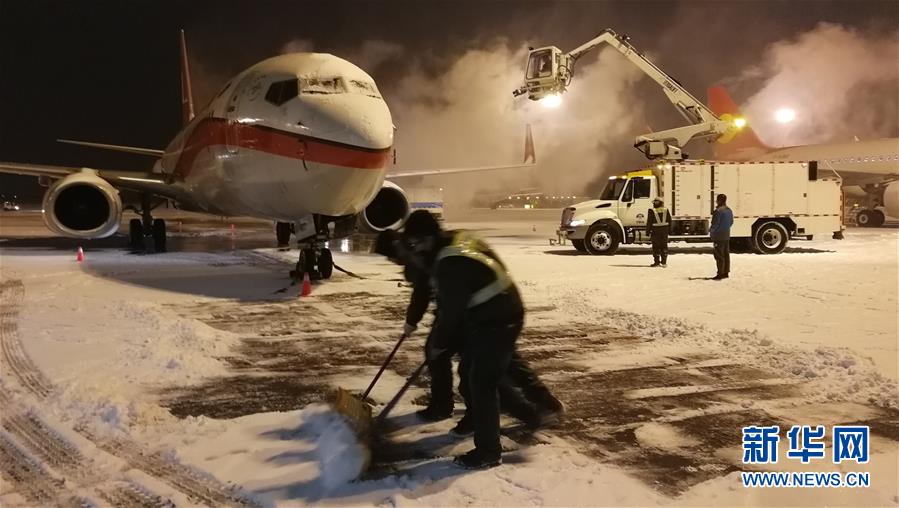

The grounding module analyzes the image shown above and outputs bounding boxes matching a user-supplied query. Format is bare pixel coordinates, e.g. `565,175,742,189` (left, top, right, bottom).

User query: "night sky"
1,0,897,201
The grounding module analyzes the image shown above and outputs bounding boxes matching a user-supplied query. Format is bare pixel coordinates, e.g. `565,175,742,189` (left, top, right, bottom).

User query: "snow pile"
108,299,238,381
583,306,899,409
300,404,368,490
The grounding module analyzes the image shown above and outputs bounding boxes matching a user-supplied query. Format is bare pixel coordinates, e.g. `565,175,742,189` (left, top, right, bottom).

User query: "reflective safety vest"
433,231,513,308
651,207,669,227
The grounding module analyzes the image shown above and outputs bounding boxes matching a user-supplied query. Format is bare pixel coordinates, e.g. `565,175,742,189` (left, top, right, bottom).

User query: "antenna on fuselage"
179,29,196,126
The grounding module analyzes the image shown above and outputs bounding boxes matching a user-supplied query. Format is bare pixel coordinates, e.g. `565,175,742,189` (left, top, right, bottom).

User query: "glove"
403,322,417,337
426,345,447,362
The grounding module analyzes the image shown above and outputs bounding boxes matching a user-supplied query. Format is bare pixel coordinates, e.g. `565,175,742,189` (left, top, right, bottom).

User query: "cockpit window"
299,77,346,94
348,79,381,98
265,79,299,106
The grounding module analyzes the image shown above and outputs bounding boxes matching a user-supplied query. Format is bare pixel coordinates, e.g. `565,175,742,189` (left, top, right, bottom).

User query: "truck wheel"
752,221,788,254
572,239,587,252
584,223,619,255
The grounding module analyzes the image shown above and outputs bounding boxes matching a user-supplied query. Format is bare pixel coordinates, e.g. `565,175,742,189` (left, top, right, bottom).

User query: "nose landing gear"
128,194,167,253
289,215,334,280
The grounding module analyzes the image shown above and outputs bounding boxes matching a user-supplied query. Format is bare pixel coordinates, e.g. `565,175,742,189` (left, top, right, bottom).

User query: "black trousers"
650,229,668,264
460,321,520,456
424,334,455,412
713,240,730,276
458,350,550,424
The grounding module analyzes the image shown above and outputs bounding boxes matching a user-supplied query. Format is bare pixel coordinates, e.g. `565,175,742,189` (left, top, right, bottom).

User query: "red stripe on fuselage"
170,117,391,181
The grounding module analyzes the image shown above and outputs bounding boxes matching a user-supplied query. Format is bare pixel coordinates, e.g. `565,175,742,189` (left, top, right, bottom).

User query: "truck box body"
558,160,843,255
663,161,842,238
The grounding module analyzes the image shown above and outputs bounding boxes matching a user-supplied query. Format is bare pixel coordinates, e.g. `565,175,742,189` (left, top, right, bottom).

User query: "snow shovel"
331,332,410,448
333,358,427,476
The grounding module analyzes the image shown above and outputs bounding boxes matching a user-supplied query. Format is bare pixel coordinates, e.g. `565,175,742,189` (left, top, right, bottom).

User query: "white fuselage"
739,138,899,187
154,53,394,221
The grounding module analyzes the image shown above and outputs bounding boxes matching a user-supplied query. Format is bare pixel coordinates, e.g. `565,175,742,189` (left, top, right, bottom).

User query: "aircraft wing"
0,162,194,204
387,125,536,179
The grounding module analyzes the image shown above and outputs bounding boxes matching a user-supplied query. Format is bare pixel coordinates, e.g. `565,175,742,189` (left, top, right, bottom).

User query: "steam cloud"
733,23,899,147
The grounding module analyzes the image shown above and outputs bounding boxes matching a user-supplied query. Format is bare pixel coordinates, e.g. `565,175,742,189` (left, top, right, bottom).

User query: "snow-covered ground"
1,212,897,506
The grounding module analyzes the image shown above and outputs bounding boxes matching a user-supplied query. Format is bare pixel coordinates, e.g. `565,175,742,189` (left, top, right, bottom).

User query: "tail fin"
179,29,195,126
707,85,769,160
523,124,536,163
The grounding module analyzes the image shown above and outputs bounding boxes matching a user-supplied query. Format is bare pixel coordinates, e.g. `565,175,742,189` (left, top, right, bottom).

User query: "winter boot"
450,414,474,437
416,405,453,422
453,449,502,470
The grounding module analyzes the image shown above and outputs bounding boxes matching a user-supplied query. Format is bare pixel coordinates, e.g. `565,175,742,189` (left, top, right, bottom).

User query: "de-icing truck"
558,161,843,255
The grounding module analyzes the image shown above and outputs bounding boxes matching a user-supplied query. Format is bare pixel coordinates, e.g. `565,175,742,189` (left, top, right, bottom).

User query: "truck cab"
559,169,661,254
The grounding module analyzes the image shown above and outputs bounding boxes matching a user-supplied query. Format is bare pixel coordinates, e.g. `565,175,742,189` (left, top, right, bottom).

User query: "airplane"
0,31,535,280
708,86,899,227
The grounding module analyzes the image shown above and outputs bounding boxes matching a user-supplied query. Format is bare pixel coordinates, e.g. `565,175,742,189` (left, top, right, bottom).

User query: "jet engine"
358,181,410,232
42,171,123,238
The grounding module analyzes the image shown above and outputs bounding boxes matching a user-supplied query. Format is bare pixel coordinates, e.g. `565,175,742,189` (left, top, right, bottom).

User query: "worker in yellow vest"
401,210,561,469
646,197,671,267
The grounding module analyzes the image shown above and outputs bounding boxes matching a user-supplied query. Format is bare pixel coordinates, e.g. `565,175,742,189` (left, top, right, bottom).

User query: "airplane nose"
305,96,394,150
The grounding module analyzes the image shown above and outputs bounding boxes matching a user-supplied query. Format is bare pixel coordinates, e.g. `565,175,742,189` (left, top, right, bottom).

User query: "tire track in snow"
0,429,74,506
82,433,257,507
2,413,88,480
0,279,259,507
99,481,176,508
0,279,53,398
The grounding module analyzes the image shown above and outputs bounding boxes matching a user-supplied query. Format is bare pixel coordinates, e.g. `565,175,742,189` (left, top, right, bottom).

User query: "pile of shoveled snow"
301,404,369,490
581,306,898,410
108,299,238,381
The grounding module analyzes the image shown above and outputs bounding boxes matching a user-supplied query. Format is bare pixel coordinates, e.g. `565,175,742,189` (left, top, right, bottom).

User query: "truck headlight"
569,219,586,227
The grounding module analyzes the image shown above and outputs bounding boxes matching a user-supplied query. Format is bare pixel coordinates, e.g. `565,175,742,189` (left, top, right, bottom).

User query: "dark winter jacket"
710,205,734,241
404,264,431,328
425,234,524,354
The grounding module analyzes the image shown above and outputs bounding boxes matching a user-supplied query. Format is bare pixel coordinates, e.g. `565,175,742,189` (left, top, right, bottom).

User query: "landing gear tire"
584,223,619,255
152,219,167,253
860,210,886,227
857,210,874,227
293,248,326,280
129,219,143,249
318,248,333,279
857,210,884,227
751,221,788,254
571,239,587,253
276,221,291,247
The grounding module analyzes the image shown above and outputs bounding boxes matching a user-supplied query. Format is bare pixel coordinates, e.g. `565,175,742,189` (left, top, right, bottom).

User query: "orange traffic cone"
300,272,312,297
76,247,84,262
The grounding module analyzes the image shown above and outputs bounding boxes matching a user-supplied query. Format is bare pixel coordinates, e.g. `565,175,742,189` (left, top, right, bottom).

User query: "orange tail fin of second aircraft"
708,86,770,160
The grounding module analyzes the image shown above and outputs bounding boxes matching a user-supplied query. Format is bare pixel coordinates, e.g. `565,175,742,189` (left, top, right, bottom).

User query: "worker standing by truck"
710,194,733,280
646,197,671,267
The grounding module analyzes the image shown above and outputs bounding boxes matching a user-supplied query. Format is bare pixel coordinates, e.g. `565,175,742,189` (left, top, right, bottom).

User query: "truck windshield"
599,179,627,200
